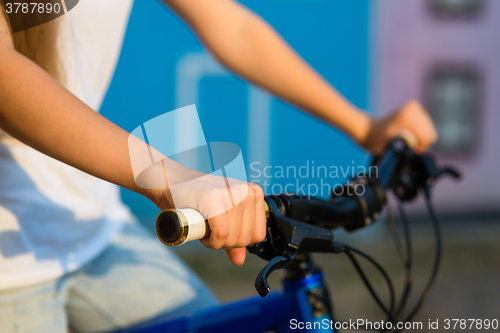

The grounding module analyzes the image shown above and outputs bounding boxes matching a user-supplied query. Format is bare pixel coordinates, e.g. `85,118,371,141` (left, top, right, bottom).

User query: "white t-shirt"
0,0,135,289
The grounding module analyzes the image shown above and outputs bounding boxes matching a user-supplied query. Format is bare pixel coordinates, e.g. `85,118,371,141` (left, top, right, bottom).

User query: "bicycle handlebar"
155,134,438,247
155,133,461,322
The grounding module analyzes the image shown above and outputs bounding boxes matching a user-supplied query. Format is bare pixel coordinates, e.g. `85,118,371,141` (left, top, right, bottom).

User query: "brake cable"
333,191,442,333
389,197,414,318
390,189,442,333
332,243,397,322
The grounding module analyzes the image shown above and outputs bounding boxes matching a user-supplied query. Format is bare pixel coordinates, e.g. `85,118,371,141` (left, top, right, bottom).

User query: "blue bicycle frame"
122,268,335,333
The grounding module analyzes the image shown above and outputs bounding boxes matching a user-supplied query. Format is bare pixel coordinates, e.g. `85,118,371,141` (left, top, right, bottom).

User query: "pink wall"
371,0,500,214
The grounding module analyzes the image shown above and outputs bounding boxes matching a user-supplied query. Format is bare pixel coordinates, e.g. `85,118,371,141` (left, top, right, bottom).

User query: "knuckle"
252,184,264,200
224,237,239,248
238,230,254,246
212,227,229,242
253,224,267,243
231,184,247,203
203,238,221,250
236,238,250,248
253,229,266,243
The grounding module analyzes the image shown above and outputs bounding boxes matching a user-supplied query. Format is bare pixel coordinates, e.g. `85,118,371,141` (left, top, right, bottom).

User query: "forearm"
224,13,370,142
0,46,154,199
165,0,370,143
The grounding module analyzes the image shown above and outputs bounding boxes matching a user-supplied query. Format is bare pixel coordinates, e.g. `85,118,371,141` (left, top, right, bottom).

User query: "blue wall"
100,0,370,226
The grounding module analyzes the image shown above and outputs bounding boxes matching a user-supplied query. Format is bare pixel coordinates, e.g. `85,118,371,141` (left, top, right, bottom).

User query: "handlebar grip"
396,130,418,150
155,209,208,246
156,202,270,246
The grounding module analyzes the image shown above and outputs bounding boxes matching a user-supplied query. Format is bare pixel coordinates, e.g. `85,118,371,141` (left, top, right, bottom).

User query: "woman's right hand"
151,169,267,266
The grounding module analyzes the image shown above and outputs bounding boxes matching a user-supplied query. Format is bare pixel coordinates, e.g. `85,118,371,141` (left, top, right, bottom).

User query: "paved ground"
173,219,500,332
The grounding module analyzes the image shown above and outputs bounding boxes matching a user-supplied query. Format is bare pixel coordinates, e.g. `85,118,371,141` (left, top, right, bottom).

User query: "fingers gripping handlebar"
155,136,442,246
155,135,461,253
155,137,460,297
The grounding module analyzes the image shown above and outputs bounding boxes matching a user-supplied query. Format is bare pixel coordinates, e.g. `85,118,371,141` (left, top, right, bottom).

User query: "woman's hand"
151,168,267,266
360,100,438,155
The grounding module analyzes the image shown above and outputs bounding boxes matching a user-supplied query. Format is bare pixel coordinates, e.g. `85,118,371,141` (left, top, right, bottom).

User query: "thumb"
226,247,246,266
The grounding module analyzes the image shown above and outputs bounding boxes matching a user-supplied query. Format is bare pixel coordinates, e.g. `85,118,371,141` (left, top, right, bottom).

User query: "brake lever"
438,166,461,180
392,151,461,201
255,254,295,297
419,154,461,190
249,196,334,296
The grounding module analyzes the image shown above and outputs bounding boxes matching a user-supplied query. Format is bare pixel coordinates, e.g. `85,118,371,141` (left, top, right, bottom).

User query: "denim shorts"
0,220,218,333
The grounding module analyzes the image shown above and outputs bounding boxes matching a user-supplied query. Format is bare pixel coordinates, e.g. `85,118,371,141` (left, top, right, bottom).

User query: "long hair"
1,2,63,82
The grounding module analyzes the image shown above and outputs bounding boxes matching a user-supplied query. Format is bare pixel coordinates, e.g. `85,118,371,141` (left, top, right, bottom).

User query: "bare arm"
0,12,265,266
163,0,369,141
163,0,436,153
0,24,151,200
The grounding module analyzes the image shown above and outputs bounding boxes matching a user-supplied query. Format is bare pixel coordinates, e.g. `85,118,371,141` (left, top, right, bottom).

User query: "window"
425,66,480,154
428,0,485,19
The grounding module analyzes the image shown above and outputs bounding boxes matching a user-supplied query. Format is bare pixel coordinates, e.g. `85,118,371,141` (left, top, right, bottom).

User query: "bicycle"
122,137,460,333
